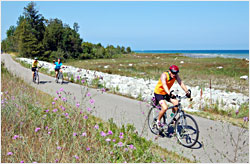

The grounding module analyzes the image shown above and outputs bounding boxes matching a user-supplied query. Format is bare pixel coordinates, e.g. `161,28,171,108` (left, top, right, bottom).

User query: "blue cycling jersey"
54,62,62,69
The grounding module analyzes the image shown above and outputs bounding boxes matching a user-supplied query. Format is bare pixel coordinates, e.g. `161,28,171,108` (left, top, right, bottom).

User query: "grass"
65,53,249,95
1,62,193,163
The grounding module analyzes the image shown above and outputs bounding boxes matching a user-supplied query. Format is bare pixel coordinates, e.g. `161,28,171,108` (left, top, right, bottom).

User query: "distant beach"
134,50,249,59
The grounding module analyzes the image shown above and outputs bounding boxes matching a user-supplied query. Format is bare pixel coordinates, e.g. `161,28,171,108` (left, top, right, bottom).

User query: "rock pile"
18,57,249,112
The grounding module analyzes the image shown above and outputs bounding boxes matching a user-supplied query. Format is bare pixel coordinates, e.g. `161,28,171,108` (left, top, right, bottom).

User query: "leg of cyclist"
170,98,178,124
157,100,168,129
170,98,178,113
31,67,35,82
55,69,58,79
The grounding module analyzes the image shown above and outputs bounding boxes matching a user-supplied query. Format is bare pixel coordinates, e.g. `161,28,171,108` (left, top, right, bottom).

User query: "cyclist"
154,65,191,129
31,57,41,82
53,58,64,81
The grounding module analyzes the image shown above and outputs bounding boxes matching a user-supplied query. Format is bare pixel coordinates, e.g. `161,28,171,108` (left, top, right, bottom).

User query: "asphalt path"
1,54,249,163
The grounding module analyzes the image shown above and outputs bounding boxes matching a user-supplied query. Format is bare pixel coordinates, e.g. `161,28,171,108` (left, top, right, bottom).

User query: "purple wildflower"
81,79,85,84
106,138,111,142
62,97,67,102
59,88,64,92
76,103,80,108
108,130,113,135
35,127,41,132
87,92,91,97
21,161,24,163
77,76,80,80
57,146,61,150
64,113,69,117
94,124,99,129
12,135,19,140
119,132,124,139
87,107,92,112
54,98,58,101
53,108,58,112
129,144,136,150
52,102,55,105
86,147,90,151
113,139,116,142
45,109,49,113
243,117,249,122
73,133,77,136
235,110,239,115
74,155,79,159
7,152,13,156
100,131,106,137
101,88,106,92
117,142,123,147
62,106,66,111
48,131,51,134
80,110,83,114
55,159,59,163
83,115,88,119
81,132,87,137
124,148,128,151
90,99,95,104
56,90,59,94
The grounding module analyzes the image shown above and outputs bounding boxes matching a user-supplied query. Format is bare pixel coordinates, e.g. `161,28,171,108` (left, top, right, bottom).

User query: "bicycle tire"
60,73,63,84
147,107,163,135
175,114,199,148
36,74,39,84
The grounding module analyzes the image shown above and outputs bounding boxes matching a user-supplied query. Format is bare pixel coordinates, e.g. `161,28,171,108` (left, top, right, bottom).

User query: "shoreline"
134,50,249,59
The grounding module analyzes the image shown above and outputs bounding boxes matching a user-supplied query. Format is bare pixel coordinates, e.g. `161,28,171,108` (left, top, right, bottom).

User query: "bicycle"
33,64,44,84
147,91,199,148
56,67,67,84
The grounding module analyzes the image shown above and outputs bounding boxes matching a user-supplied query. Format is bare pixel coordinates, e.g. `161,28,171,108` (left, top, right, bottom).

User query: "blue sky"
1,1,249,50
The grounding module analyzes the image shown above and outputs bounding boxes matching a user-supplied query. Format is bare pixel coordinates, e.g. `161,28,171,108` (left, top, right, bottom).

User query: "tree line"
1,2,132,61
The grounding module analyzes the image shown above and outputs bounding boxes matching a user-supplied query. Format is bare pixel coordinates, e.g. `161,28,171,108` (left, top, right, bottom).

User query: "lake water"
134,50,249,59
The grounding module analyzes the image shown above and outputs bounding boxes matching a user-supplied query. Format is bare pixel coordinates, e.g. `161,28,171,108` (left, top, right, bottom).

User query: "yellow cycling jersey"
154,71,176,95
32,61,39,68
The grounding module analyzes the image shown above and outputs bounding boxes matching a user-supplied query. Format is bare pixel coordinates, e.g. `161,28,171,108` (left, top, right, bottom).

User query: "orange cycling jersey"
154,71,176,95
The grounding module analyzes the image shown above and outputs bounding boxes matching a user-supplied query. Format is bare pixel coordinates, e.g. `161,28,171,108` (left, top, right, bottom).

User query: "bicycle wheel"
175,114,199,148
60,73,63,84
36,74,39,84
147,107,161,135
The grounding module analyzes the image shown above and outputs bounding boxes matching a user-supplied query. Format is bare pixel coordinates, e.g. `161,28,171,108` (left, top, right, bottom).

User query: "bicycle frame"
153,95,188,127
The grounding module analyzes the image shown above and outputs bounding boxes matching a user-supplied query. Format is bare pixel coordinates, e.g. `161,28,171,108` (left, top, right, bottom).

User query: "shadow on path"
156,126,203,149
39,81,52,84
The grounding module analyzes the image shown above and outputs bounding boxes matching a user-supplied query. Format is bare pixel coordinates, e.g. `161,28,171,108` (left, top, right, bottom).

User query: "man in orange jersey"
154,65,191,129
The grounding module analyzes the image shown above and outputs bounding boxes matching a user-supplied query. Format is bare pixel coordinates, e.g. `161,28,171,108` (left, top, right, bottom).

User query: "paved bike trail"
1,54,249,163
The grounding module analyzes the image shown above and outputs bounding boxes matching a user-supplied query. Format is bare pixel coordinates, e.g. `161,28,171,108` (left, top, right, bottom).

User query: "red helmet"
169,65,179,74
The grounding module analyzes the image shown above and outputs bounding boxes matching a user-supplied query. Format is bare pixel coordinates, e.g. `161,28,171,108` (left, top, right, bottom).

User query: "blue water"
134,50,249,59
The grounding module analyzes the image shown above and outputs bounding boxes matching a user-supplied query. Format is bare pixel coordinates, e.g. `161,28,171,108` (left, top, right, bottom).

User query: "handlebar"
171,90,192,102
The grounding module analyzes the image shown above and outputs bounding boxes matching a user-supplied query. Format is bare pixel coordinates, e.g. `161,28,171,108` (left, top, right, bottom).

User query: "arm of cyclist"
176,75,191,98
160,72,171,96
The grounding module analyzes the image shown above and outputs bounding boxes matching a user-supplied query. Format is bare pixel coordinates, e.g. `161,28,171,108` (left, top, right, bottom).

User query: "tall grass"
1,63,192,163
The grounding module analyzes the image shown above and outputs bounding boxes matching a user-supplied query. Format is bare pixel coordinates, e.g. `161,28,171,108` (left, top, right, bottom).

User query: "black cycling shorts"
55,68,60,72
154,93,171,105
31,67,37,72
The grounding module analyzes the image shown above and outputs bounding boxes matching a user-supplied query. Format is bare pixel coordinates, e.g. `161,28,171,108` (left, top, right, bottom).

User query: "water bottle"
170,112,174,118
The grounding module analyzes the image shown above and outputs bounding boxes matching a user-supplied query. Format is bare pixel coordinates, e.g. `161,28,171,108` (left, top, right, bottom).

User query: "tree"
73,22,79,32
16,19,39,58
126,46,131,53
23,2,45,42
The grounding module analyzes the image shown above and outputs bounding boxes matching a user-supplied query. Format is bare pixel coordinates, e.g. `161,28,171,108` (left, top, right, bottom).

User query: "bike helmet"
169,65,179,74
35,57,38,60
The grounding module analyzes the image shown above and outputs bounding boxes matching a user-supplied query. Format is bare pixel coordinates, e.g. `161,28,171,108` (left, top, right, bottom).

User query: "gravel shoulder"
1,53,249,163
